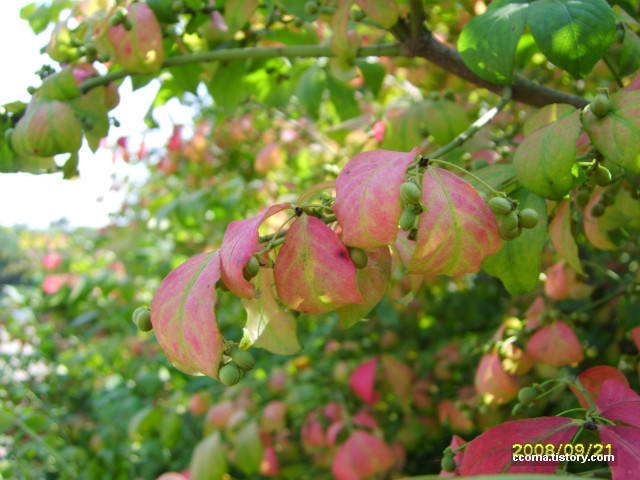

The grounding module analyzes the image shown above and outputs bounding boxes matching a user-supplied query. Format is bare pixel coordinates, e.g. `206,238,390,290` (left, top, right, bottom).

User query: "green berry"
407,228,417,241
399,208,417,231
218,363,241,386
348,247,368,269
229,346,256,371
441,454,457,473
443,88,456,101
518,208,539,229
591,202,606,217
575,189,591,207
501,211,519,232
488,197,513,215
304,1,319,15
132,307,152,332
593,165,612,186
511,402,526,416
616,25,625,43
517,386,538,405
602,191,615,206
400,181,422,205
4,128,13,142
242,256,260,280
500,225,521,240
428,91,441,101
591,93,610,118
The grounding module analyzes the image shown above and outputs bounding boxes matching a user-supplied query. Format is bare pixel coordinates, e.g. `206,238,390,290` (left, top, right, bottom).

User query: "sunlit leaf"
475,350,519,405
527,0,616,78
354,0,399,29
274,214,363,313
224,0,259,34
151,251,224,379
409,167,501,275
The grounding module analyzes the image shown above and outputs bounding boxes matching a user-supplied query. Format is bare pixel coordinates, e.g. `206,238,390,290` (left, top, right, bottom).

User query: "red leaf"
599,426,640,480
220,203,291,298
569,366,630,409
597,379,640,429
151,251,224,379
336,246,391,328
410,167,500,275
549,199,583,274
526,321,584,367
333,148,421,248
274,214,363,313
458,417,580,475
349,358,379,405
332,430,395,480
474,350,519,405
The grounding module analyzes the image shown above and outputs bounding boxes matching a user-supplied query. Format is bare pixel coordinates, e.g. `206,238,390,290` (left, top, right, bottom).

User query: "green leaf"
355,58,386,96
296,65,326,118
458,3,528,84
20,0,73,35
327,73,361,121
617,25,640,77
465,164,516,197
482,188,548,295
209,60,247,110
527,0,616,78
190,433,228,480
224,0,259,34
381,106,425,151
234,422,263,476
514,108,581,200
276,0,320,22
242,269,303,355
167,63,204,95
69,88,110,152
416,99,469,146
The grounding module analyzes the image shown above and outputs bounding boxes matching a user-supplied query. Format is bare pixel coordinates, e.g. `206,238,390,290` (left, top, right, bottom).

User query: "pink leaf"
336,246,392,328
549,199,583,274
352,411,379,431
526,321,584,367
582,188,617,250
474,351,519,405
599,426,640,480
569,366,630,409
332,431,395,480
597,379,640,429
458,417,580,475
409,167,500,275
242,268,302,354
151,251,224,379
334,148,421,248
274,214,363,313
349,358,379,405
220,203,291,298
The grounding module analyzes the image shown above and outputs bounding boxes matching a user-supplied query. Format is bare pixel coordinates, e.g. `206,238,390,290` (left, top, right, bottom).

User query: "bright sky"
0,1,194,229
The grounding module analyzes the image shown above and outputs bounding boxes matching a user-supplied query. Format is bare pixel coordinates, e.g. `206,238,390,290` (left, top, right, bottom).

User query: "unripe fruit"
132,307,153,332
518,208,539,229
399,208,416,231
229,346,256,371
4,128,13,142
242,256,260,280
501,211,519,232
517,386,538,405
591,202,606,217
350,9,365,21
602,191,615,206
304,1,319,15
218,363,241,386
407,228,417,241
593,165,612,186
591,93,610,118
488,197,513,215
575,189,590,207
348,247,368,269
441,454,457,473
400,181,422,205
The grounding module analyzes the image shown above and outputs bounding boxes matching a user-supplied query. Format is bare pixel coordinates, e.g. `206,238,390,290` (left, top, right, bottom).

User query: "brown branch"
402,28,588,109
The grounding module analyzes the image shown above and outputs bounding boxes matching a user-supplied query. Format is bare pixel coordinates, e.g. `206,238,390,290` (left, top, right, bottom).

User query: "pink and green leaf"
274,214,363,313
334,148,421,248
220,203,291,299
354,0,399,29
549,199,583,274
570,366,630,409
409,167,501,275
151,251,224,379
